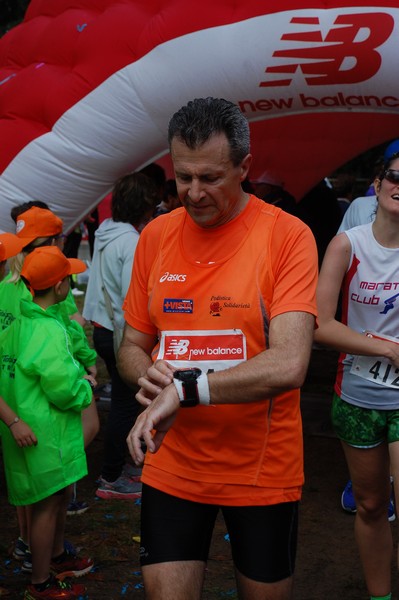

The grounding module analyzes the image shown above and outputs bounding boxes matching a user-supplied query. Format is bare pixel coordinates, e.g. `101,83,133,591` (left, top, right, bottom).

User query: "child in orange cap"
0,232,25,274
0,233,38,600
0,246,94,600
0,232,38,445
1,205,99,575
15,206,64,244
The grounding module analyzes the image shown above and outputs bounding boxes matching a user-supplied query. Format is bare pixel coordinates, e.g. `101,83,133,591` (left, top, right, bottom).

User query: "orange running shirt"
124,196,318,505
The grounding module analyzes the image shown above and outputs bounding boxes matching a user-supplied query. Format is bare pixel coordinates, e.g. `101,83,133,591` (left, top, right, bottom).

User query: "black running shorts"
139,484,298,583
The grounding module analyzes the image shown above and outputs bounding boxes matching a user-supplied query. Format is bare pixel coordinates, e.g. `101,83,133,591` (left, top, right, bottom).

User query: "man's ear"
240,153,252,182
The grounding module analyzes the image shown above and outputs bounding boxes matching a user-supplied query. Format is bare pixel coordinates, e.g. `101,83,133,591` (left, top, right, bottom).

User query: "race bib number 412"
350,332,399,389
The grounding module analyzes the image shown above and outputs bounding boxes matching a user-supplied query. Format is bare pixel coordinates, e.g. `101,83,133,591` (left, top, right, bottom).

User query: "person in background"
315,152,399,600
0,232,38,443
63,222,85,298
296,179,342,269
333,173,356,217
336,142,399,519
83,172,158,500
153,179,181,217
0,232,37,600
119,97,318,600
10,202,86,327
338,141,399,233
0,246,94,600
139,163,166,205
251,170,297,215
337,194,377,232
84,208,99,259
2,205,99,573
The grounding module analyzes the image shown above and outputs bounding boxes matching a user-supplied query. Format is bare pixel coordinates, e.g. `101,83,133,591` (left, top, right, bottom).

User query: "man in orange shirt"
118,97,318,600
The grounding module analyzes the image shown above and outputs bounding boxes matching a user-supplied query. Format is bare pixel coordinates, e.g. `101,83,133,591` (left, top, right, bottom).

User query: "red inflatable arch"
0,0,398,232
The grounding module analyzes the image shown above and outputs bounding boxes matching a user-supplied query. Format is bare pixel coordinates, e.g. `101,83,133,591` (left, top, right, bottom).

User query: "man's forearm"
117,342,152,388
208,311,315,405
208,345,309,405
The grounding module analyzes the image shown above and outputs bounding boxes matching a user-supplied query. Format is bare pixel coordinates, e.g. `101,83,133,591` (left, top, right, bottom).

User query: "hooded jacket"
0,276,96,369
0,299,92,505
83,219,139,331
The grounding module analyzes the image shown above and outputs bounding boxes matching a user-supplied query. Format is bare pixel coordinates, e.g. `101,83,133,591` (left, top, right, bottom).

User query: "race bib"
157,329,247,371
350,331,399,389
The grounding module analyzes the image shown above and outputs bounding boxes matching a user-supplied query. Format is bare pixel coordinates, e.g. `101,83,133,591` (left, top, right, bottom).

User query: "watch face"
174,368,202,382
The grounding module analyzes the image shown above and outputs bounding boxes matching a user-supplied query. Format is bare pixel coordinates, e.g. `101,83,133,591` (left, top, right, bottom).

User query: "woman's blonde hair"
8,236,55,283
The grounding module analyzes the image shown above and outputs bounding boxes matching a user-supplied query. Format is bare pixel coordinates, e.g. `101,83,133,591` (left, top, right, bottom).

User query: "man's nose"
188,179,204,202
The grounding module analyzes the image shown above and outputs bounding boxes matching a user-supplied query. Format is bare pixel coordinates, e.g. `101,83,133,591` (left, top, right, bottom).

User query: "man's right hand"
136,359,175,406
126,382,180,464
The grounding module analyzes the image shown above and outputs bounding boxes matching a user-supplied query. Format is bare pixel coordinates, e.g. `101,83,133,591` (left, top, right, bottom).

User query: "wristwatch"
173,368,210,407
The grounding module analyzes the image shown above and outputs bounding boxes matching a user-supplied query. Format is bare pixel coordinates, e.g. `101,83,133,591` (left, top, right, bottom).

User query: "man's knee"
235,568,294,600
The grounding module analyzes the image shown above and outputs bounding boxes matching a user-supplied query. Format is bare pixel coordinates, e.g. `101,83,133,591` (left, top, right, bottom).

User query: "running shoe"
71,288,84,297
50,549,93,581
93,382,111,401
388,496,396,522
66,500,89,516
21,550,33,573
13,537,30,561
96,475,142,500
12,537,32,573
23,541,77,575
122,463,142,483
24,577,87,599
63,540,77,555
341,480,356,513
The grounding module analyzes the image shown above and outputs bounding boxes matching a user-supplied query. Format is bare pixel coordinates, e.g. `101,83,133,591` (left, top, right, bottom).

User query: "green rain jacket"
0,276,96,369
0,298,92,505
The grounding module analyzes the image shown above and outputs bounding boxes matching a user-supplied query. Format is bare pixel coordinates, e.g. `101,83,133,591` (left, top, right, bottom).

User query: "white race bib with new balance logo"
158,329,247,371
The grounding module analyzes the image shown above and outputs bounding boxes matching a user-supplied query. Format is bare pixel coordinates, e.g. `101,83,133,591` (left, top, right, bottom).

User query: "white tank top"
336,222,399,408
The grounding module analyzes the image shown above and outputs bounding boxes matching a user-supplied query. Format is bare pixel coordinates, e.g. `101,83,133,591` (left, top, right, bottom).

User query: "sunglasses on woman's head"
383,169,399,184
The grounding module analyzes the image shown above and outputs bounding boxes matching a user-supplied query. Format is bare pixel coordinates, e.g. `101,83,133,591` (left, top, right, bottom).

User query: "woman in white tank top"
315,152,399,600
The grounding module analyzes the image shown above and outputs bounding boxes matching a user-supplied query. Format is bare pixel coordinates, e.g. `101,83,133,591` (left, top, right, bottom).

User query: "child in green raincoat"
0,246,95,600
0,205,99,577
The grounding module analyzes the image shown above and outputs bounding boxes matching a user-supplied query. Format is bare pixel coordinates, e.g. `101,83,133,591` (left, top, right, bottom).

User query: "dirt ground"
1,345,398,599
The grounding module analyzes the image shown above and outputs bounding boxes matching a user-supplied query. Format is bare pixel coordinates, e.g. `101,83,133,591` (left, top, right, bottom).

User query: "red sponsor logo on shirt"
210,301,222,316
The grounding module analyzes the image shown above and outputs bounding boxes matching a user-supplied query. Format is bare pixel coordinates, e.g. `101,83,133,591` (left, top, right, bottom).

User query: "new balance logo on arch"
260,12,394,87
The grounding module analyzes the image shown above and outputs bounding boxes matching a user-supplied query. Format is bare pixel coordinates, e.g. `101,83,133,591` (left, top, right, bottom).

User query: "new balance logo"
165,339,190,357
261,13,394,87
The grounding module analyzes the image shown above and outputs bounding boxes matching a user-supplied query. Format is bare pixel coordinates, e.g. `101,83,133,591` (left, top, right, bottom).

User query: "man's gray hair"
168,97,250,166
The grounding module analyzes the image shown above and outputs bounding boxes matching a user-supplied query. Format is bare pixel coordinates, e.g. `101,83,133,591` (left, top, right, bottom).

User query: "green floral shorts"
332,392,399,448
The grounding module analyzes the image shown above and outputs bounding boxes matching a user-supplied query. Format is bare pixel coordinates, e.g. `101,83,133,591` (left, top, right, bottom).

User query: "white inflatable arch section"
0,0,399,232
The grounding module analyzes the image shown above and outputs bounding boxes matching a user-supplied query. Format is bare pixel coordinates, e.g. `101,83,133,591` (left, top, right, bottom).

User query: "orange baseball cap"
16,206,63,244
21,246,86,292
0,233,25,261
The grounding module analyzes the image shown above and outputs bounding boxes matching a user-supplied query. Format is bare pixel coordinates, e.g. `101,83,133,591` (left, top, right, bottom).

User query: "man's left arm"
208,309,315,403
